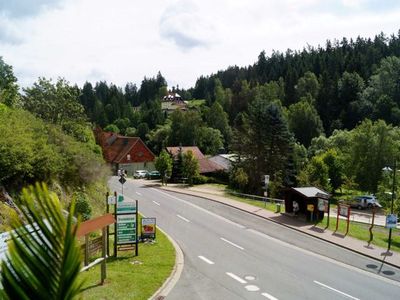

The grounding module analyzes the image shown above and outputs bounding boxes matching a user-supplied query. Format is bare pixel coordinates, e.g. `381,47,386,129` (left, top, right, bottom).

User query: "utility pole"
388,160,396,252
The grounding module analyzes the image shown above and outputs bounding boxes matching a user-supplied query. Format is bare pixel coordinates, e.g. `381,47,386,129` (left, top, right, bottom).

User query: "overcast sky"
0,0,399,90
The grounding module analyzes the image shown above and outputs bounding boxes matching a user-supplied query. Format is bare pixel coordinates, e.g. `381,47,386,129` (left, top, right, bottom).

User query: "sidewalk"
147,181,400,269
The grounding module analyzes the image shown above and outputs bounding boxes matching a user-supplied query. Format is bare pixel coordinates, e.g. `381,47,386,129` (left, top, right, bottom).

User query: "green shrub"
192,175,209,185
229,168,248,191
74,192,92,221
0,203,18,231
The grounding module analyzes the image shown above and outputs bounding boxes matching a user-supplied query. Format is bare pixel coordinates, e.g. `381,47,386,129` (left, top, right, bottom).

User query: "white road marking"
116,181,399,287
152,188,245,228
245,285,260,292
313,280,360,300
261,292,279,300
136,192,142,196
177,214,190,223
244,275,255,281
246,228,400,286
152,200,160,206
198,255,215,265
220,237,244,250
226,272,247,284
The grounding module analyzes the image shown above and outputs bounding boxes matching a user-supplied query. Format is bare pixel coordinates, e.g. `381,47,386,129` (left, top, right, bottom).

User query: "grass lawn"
186,99,206,108
202,184,400,252
315,217,400,252
80,227,175,300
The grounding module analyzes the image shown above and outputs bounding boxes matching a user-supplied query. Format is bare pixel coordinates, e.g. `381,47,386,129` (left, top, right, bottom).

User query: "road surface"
110,178,400,299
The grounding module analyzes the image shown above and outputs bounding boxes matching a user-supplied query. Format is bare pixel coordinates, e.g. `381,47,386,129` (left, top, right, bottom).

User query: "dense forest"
2,30,400,219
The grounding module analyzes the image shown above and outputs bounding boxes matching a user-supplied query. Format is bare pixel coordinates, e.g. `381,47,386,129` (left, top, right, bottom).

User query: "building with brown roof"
161,92,188,115
94,128,156,176
166,146,224,174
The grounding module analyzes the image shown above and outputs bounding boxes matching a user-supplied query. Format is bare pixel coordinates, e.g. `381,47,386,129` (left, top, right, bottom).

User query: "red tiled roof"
95,128,154,164
108,137,139,163
166,146,224,174
166,146,205,160
198,157,224,174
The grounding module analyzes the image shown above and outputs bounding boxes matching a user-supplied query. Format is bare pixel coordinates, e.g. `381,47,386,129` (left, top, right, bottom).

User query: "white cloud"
0,0,399,89
341,0,363,8
0,0,63,18
159,1,215,50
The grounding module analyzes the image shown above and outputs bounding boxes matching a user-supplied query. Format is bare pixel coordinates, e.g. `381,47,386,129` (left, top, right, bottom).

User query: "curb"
156,186,400,270
149,227,184,300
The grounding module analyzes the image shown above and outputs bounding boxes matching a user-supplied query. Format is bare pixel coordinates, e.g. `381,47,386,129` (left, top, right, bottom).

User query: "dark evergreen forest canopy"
190,31,400,134
74,31,400,141
2,30,400,211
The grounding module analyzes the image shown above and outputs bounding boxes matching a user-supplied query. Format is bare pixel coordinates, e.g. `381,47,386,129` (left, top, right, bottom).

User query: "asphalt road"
109,178,400,299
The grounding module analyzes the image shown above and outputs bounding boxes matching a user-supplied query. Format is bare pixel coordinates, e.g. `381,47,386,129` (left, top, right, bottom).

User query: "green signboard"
116,200,136,214
117,214,136,244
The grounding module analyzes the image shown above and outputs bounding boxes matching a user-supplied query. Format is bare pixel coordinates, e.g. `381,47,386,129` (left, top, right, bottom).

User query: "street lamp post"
388,160,396,252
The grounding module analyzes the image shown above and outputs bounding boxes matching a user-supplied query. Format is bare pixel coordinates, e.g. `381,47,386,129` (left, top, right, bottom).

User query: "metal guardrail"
227,190,285,205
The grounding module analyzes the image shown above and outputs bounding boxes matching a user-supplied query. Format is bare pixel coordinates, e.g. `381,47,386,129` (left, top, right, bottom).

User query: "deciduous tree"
182,150,199,186
288,99,324,147
0,57,19,107
155,150,173,185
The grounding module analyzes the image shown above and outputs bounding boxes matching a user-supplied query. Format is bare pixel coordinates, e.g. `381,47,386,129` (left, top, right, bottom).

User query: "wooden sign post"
77,213,115,285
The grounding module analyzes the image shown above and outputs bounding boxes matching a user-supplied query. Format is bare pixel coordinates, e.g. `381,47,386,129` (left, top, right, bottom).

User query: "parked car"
349,195,382,210
146,170,161,179
134,170,148,178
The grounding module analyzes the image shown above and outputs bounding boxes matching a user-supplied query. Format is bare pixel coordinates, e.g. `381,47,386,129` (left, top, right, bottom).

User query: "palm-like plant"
0,183,83,299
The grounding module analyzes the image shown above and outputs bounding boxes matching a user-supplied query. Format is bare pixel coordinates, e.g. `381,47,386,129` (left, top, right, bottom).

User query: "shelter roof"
292,187,330,198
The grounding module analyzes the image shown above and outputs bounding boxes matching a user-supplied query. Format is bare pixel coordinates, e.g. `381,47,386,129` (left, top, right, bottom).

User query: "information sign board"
117,215,136,244
264,175,270,185
116,200,136,214
107,196,116,205
339,205,350,217
141,218,156,239
318,199,329,212
386,214,398,229
307,204,314,212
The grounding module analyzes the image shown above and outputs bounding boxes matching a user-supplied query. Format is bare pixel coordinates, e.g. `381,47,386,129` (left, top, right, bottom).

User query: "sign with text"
339,205,350,217
107,195,116,205
116,200,136,214
0,222,47,264
318,199,329,212
386,214,398,229
307,204,314,212
117,215,137,244
141,218,156,239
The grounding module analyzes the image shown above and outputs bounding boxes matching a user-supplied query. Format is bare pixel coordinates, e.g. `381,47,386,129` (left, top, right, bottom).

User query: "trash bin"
276,203,281,213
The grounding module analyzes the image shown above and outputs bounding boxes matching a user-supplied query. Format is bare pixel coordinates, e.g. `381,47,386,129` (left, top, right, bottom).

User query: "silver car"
134,170,148,178
350,195,382,210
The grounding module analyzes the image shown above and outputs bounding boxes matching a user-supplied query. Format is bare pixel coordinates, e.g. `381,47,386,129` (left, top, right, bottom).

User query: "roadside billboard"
141,218,156,239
